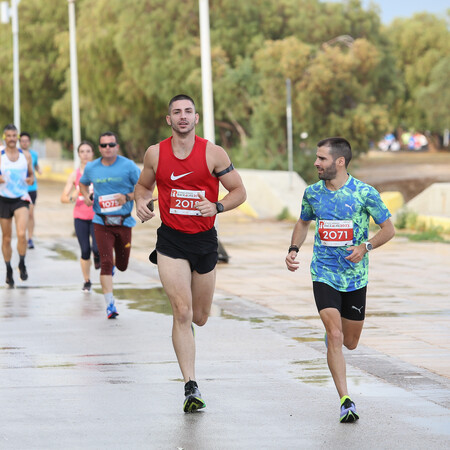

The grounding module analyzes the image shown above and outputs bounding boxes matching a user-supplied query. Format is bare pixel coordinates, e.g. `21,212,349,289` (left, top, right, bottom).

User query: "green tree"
385,13,450,133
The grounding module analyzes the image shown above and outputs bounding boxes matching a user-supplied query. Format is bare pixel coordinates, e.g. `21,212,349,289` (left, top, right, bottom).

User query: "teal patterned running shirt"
300,175,391,292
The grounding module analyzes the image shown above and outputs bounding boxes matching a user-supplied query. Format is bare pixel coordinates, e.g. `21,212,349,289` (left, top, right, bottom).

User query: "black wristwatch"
125,194,131,202
288,245,299,253
215,202,224,214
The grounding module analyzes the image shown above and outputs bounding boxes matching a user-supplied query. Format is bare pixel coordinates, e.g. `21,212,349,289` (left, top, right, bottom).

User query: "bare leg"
80,258,91,282
28,202,35,240
191,269,215,326
320,307,348,398
13,207,29,256
0,218,13,262
100,274,113,294
157,254,197,382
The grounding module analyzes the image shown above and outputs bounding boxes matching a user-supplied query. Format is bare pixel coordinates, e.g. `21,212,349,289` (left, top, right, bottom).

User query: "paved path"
0,180,448,448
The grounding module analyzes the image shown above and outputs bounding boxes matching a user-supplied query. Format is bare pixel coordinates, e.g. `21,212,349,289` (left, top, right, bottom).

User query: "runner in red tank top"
135,95,246,412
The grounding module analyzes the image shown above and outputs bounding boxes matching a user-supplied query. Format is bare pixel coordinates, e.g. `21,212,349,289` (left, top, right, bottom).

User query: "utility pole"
1,0,21,131
286,78,294,188
199,0,215,143
68,0,80,168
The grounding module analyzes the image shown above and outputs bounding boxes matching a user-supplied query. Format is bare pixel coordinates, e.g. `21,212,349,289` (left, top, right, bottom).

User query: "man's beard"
318,162,337,180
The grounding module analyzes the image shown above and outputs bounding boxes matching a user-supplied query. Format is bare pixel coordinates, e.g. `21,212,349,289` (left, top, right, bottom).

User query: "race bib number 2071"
318,220,353,246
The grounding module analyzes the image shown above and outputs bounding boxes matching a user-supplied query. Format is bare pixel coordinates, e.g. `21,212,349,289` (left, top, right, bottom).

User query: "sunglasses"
99,142,117,148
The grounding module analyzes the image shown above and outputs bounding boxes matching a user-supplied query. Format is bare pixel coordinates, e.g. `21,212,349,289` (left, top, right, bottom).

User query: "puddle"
219,312,264,323
111,287,173,315
292,336,324,343
49,244,78,261
365,310,448,318
291,358,332,386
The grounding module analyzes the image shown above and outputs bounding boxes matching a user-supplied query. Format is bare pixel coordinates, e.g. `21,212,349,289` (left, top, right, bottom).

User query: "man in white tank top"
0,124,34,288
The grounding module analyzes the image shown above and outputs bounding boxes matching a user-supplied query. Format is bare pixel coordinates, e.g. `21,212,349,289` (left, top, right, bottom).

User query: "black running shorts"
150,223,218,274
0,196,30,218
313,281,367,321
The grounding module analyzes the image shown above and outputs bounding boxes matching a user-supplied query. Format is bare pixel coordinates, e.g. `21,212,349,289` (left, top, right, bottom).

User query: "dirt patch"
353,150,450,201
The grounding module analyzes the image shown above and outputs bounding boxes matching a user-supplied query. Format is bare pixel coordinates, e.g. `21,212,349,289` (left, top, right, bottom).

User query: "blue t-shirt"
28,149,39,192
80,155,140,227
300,175,391,291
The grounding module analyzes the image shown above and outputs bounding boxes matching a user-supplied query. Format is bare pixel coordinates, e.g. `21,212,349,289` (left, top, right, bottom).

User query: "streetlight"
199,0,214,143
286,78,293,188
1,0,21,132
68,0,80,168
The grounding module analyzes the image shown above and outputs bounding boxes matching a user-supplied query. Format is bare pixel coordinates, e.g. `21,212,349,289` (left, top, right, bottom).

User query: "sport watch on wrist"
125,194,131,202
215,202,224,214
365,242,373,252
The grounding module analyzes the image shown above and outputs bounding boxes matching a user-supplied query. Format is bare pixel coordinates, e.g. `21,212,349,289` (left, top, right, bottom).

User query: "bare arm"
135,145,158,222
345,218,395,263
60,171,76,203
25,152,34,186
79,182,92,207
285,218,311,272
196,143,247,217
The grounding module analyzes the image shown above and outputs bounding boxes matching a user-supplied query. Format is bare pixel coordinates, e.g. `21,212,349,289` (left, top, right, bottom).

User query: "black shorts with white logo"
313,281,367,321
150,223,218,274
0,196,30,219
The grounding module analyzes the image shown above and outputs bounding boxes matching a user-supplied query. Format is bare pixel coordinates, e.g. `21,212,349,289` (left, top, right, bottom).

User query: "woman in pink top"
61,141,99,292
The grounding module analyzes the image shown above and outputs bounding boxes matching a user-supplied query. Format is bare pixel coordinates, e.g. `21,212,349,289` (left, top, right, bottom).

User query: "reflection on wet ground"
49,244,78,261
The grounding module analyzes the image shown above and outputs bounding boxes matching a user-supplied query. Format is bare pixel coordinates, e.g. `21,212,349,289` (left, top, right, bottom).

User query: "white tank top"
0,149,31,200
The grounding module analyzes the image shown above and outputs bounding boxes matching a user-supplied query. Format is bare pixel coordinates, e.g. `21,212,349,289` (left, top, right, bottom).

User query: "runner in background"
19,132,41,249
61,141,100,292
80,132,140,318
0,124,34,287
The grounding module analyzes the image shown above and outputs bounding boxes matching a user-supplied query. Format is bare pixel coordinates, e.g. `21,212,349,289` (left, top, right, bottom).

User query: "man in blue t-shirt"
80,132,140,319
285,137,395,423
19,132,42,249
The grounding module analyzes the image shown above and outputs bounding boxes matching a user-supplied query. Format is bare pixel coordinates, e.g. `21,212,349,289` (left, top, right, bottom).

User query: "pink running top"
73,168,95,220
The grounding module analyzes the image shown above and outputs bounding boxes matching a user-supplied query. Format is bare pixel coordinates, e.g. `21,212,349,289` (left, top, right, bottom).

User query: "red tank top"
156,136,219,233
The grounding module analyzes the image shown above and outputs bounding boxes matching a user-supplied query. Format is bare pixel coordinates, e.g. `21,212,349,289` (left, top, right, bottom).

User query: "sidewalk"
0,179,447,448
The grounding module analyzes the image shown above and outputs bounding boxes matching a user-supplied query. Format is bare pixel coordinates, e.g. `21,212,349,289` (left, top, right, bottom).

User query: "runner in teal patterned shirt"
301,174,391,291
286,137,395,423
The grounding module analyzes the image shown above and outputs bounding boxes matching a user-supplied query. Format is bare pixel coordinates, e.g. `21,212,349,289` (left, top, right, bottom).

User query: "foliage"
395,208,418,229
0,0,448,172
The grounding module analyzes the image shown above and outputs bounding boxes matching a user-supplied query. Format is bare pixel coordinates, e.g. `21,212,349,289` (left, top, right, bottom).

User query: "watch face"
366,242,373,251
216,202,224,213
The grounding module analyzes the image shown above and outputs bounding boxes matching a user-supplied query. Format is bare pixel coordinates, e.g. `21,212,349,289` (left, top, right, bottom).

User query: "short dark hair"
168,94,196,114
3,124,18,133
99,131,118,143
77,140,95,153
317,137,352,168
20,131,31,139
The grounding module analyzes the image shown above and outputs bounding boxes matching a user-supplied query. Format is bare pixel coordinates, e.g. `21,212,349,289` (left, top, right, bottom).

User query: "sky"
330,0,449,24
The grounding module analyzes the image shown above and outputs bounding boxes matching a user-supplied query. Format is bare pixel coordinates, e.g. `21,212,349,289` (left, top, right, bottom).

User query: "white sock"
104,292,114,306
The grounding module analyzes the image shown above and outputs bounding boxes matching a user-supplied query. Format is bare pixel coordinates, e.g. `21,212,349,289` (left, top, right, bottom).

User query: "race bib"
170,189,205,216
99,193,121,213
318,220,353,246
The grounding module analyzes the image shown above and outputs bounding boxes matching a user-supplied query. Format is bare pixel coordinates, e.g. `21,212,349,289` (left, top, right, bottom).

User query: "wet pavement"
0,180,449,449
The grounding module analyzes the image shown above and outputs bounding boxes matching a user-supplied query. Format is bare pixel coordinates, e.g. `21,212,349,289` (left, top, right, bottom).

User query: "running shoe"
107,302,119,319
94,254,101,270
6,269,14,288
340,396,359,423
183,380,206,413
27,239,34,249
82,280,92,292
18,263,28,281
